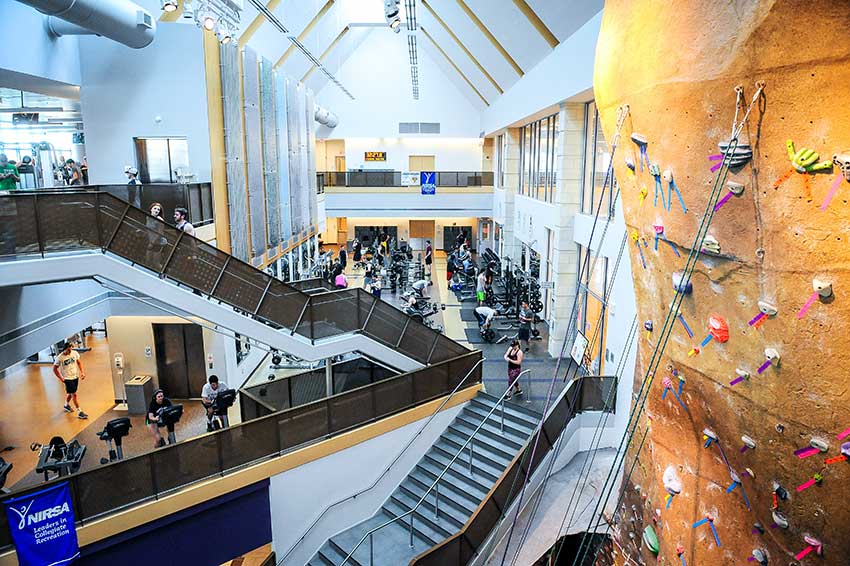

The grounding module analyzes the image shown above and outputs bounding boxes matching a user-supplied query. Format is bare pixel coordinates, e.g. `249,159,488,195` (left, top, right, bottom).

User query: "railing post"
309,296,315,344
362,294,378,331
254,276,274,316
94,192,104,248
159,230,184,276
409,514,414,548
210,255,231,298
104,202,131,251
396,318,410,348
526,370,532,404
435,482,439,520
500,396,505,433
468,439,474,476
369,532,373,566
32,194,44,258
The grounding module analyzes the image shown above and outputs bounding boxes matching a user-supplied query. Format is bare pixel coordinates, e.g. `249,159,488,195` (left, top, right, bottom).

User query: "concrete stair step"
430,443,502,483
416,458,491,501
407,471,479,515
454,414,529,447
398,479,470,528
444,426,515,462
440,432,513,470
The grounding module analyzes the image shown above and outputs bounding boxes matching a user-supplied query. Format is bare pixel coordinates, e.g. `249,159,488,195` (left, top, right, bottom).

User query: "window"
576,245,608,373
496,134,506,189
580,101,613,216
518,113,559,203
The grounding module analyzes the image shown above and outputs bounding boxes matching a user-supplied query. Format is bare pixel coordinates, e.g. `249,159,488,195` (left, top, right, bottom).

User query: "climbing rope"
571,82,765,566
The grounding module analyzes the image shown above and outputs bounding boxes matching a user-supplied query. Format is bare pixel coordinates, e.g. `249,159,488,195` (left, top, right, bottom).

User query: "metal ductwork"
314,104,339,129
17,0,156,49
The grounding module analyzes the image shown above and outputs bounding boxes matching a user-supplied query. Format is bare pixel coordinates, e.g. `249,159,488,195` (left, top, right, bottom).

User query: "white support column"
499,127,522,265
548,102,584,357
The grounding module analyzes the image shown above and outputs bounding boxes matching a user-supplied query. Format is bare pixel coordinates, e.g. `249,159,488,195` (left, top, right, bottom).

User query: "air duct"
16,0,156,49
314,104,339,128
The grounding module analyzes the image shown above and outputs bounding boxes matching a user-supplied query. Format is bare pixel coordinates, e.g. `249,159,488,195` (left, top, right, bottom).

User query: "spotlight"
203,14,216,30
161,0,178,12
218,21,232,44
390,17,401,31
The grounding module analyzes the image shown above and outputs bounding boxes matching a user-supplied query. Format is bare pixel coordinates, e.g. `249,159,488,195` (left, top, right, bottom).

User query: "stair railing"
279,357,486,563
340,377,529,566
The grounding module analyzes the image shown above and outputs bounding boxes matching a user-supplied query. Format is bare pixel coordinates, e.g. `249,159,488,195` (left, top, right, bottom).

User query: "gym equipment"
32,437,86,481
155,404,184,446
97,417,132,464
0,457,12,494
210,389,237,430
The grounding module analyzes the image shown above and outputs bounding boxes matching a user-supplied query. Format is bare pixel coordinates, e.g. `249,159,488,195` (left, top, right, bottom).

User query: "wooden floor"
0,336,119,486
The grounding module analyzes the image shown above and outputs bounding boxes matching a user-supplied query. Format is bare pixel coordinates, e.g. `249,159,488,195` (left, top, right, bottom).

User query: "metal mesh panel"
243,375,292,412
260,58,281,246
289,370,326,406
448,353,481,389
242,47,267,258
221,42,250,261
329,387,375,433
413,363,448,402
429,334,468,364
310,290,359,339
0,195,39,257
164,237,229,294
279,402,329,450
257,279,308,329
274,73,293,239
213,258,270,313
74,455,155,519
219,415,278,471
97,193,128,244
355,290,376,329
398,320,435,363
371,374,413,416
305,89,318,228
37,193,100,252
107,206,181,273
151,435,220,493
363,300,408,346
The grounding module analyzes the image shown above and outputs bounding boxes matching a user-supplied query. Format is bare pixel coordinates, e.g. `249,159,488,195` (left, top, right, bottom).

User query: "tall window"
518,113,559,203
580,101,613,216
576,245,608,373
496,133,507,189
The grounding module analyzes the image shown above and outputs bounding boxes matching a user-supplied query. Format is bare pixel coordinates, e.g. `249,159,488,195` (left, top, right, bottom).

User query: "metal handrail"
340,373,531,566
279,357,487,562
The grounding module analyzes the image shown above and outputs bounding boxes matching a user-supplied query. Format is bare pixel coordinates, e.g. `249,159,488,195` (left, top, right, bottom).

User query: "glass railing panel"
150,434,220,493
107,206,182,273
0,195,39,257
329,387,375,433
578,375,617,412
257,279,309,329
219,415,279,471
309,290,360,339
465,498,502,550
73,454,155,519
543,393,572,445
279,402,330,450
213,257,271,315
37,193,101,252
398,320,437,364
363,299,408,346
372,373,414,416
164,236,229,294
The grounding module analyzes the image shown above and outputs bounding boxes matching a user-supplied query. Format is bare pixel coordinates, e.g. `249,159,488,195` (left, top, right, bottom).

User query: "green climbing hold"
643,525,660,555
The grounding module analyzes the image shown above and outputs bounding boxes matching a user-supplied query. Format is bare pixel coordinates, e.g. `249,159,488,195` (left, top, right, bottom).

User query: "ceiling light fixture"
161,0,178,12
385,0,402,32
167,0,241,44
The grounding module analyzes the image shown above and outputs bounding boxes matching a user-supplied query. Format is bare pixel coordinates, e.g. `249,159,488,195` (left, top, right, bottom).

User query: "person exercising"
518,301,535,351
53,342,88,419
411,278,429,299
147,389,174,448
201,375,228,432
476,269,487,305
474,305,497,330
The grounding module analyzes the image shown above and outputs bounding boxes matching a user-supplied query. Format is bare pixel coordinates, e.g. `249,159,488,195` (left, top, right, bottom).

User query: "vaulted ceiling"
232,0,602,110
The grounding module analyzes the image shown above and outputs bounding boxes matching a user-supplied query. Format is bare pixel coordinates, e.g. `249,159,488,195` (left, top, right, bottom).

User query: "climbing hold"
810,438,830,453
730,368,751,387
642,525,659,555
709,140,754,172
751,548,769,565
726,469,752,510
638,185,648,205
649,163,665,209
752,522,765,535
843,441,850,458
748,301,778,328
663,169,688,213
702,428,718,448
653,222,680,257
676,545,686,566
708,314,729,343
672,272,692,294
662,466,682,509
745,467,756,479
813,278,833,299
692,514,721,547
625,156,636,173
772,481,789,506
677,313,694,337
740,435,757,452
796,473,823,493
821,153,850,210
701,234,721,255
631,132,650,171
757,348,780,374
795,536,823,561
773,140,833,198
631,230,647,269
771,510,789,529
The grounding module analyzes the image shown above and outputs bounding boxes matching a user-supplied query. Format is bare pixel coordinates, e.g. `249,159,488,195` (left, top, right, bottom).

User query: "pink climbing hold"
819,174,844,211
797,291,818,319
837,426,850,441
794,446,820,459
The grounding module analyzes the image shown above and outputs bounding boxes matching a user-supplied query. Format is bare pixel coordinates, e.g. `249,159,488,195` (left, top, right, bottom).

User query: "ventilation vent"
398,122,441,134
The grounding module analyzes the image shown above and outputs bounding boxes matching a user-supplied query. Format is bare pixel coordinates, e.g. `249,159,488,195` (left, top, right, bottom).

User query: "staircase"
308,392,542,566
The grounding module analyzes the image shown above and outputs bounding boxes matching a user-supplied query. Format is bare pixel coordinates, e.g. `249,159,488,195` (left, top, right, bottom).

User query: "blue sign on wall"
3,483,80,566
420,171,436,195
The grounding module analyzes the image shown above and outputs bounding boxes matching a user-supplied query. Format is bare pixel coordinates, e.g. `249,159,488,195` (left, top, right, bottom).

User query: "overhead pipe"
16,0,156,49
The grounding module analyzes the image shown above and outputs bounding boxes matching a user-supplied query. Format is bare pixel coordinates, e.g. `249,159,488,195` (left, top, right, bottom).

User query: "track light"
161,0,178,12
390,17,401,31
202,14,217,30
218,23,232,44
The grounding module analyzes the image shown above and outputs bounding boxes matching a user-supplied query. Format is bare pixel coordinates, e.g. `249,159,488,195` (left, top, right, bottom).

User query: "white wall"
269,402,465,565
513,194,560,257
342,138,484,171
0,2,81,94
480,11,602,135
315,30,483,139
78,23,212,184
325,192,493,220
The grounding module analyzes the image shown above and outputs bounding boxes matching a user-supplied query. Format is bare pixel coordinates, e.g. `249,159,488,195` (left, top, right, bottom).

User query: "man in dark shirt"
518,301,534,352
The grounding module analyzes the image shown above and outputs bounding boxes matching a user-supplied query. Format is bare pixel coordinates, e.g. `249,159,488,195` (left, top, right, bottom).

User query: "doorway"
408,155,436,171
334,155,346,172
409,220,435,252
152,324,207,398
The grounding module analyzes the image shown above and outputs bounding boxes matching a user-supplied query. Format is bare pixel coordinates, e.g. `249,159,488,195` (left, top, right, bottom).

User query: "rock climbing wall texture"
593,1,850,565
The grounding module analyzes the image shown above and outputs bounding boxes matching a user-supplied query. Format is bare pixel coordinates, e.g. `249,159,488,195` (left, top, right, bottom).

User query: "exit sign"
365,151,386,161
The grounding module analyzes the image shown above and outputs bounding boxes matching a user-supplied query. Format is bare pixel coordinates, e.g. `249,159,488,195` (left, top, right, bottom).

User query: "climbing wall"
593,1,850,565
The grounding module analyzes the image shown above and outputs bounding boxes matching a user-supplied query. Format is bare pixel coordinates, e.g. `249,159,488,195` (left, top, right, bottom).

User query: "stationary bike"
209,389,237,431
97,417,132,464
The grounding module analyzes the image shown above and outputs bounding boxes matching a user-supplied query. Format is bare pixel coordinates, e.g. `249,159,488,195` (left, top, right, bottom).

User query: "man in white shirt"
202,375,228,431
174,207,195,237
474,305,497,329
52,342,88,419
476,270,487,305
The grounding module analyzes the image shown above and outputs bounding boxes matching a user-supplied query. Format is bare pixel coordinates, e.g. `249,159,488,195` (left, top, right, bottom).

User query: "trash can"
126,375,154,415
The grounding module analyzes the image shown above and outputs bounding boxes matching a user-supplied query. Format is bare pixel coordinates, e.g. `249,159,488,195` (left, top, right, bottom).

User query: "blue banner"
420,171,436,195
4,483,80,566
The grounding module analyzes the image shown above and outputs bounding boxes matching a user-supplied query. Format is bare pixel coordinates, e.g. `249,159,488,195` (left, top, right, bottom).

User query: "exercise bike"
154,404,184,447
97,417,132,464
209,389,237,431
31,437,86,481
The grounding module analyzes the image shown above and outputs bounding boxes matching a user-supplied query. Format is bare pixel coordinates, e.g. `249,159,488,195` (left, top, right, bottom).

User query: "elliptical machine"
98,417,132,464
209,389,237,430
155,404,184,446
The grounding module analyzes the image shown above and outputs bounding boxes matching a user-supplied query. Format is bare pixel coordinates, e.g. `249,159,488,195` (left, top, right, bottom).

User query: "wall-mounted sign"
364,151,386,162
401,171,420,186
570,331,589,365
540,281,554,289
420,171,436,195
